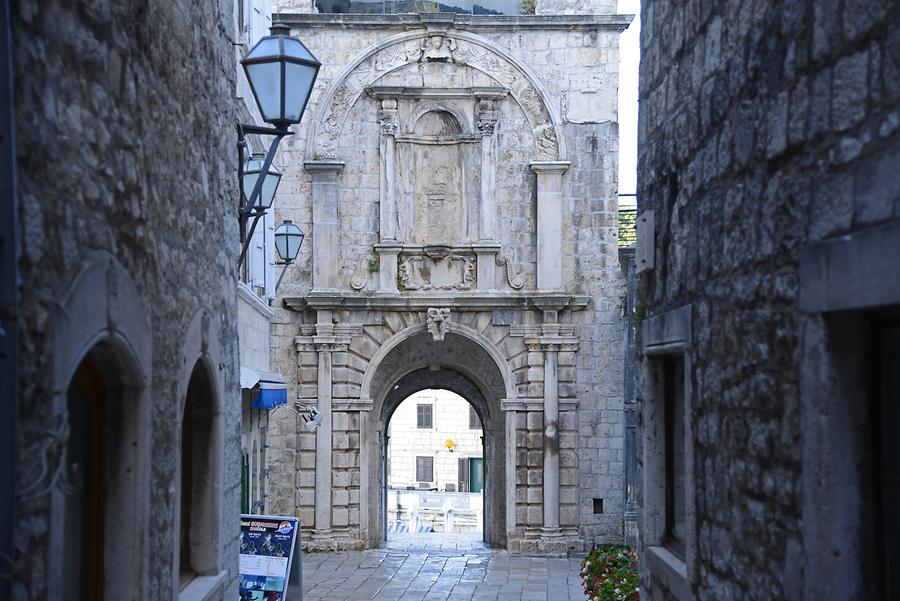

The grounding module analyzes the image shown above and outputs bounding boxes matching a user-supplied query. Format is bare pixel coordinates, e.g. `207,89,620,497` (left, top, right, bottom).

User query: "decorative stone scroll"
398,252,476,291
495,251,526,289
426,308,452,342
309,31,565,161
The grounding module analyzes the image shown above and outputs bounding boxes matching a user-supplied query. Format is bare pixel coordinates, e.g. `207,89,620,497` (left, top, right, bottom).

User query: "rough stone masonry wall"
12,1,241,599
638,0,900,599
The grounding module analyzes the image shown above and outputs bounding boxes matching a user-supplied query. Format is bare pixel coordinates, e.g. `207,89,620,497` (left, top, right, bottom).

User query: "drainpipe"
0,0,18,596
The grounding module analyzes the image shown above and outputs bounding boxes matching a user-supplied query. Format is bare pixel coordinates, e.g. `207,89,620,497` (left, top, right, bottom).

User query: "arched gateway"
267,11,630,556
363,324,512,547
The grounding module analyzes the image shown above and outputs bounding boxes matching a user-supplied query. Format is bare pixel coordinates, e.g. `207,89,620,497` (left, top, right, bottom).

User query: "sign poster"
239,514,299,601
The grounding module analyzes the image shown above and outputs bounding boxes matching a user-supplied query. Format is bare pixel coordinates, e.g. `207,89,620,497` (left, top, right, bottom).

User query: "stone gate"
266,5,630,555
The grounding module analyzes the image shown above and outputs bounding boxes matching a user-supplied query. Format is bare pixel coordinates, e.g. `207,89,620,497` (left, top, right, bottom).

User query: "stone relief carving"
426,307,451,342
398,252,476,290
495,251,526,289
313,35,561,160
420,35,457,62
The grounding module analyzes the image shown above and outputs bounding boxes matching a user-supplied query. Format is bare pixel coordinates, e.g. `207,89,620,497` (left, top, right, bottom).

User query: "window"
179,362,218,590
663,355,686,557
416,456,434,482
416,403,433,429
469,405,480,429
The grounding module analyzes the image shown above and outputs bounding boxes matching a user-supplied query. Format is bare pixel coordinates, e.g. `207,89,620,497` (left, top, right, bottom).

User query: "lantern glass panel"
245,61,282,123
275,222,304,261
283,39,317,61
287,230,304,260
247,37,281,60
242,157,282,210
284,62,317,122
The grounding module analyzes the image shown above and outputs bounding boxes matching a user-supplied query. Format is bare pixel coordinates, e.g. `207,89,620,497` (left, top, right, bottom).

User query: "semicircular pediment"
308,30,566,161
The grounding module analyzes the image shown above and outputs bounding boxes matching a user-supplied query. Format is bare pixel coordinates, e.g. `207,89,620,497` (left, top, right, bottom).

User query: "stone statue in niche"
420,36,457,62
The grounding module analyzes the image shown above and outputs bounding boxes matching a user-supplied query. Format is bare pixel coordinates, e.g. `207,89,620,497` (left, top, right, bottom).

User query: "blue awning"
242,367,288,410
252,386,288,410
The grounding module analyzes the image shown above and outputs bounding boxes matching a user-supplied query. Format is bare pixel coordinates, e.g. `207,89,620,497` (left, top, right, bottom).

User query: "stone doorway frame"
359,322,516,548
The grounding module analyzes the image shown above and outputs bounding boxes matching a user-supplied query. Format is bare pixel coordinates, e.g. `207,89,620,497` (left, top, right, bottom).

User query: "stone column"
477,97,499,242
378,99,398,242
503,401,518,538
374,242,401,294
530,161,569,290
312,316,335,539
305,160,344,291
542,344,560,531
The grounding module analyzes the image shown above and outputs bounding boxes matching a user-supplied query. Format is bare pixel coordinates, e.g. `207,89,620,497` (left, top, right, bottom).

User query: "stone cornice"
275,13,634,32
283,291,591,312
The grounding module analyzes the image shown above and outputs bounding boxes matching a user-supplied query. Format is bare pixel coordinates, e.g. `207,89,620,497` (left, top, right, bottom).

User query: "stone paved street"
301,534,586,601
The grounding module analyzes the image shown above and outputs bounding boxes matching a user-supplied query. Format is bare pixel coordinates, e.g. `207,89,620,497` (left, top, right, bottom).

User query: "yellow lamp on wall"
444,439,456,452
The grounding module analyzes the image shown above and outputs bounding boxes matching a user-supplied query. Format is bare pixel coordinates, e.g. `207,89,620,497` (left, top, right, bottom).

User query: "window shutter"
248,212,266,291
458,457,469,492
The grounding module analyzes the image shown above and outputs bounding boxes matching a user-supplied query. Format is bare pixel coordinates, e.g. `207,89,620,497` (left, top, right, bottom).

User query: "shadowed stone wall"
12,1,241,599
638,1,900,599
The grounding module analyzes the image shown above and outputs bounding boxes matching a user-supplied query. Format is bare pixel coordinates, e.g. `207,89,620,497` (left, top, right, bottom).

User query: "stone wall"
638,1,900,599
12,0,241,599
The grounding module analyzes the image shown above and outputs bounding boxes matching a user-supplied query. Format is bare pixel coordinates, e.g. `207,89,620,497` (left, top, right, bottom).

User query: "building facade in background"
637,1,900,599
265,0,632,554
387,389,484,492
10,1,242,599
386,389,485,534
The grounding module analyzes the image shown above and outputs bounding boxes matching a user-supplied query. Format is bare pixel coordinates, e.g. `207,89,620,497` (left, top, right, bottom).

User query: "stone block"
296,489,315,507
832,50,868,132
332,508,349,527
332,488,349,506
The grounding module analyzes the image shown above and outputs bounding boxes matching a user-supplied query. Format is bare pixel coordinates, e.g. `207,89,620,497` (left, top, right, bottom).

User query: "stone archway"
361,328,511,548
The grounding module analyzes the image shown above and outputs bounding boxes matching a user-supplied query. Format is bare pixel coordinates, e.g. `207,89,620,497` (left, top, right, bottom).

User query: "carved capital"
476,98,499,137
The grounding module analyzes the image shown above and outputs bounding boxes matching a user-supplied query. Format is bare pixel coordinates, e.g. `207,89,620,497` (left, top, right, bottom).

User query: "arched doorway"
384,389,485,541
177,360,220,590
362,327,512,548
60,341,146,601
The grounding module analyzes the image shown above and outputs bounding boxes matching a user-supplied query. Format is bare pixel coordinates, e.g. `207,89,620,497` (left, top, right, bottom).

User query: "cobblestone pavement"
300,534,586,601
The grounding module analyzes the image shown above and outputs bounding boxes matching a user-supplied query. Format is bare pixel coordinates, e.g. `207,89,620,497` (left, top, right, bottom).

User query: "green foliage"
367,250,380,273
520,0,536,14
580,546,640,601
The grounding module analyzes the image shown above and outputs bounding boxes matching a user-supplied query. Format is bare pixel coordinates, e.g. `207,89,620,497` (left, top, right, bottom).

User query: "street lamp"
242,153,283,212
242,24,320,129
237,23,321,269
274,220,305,292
